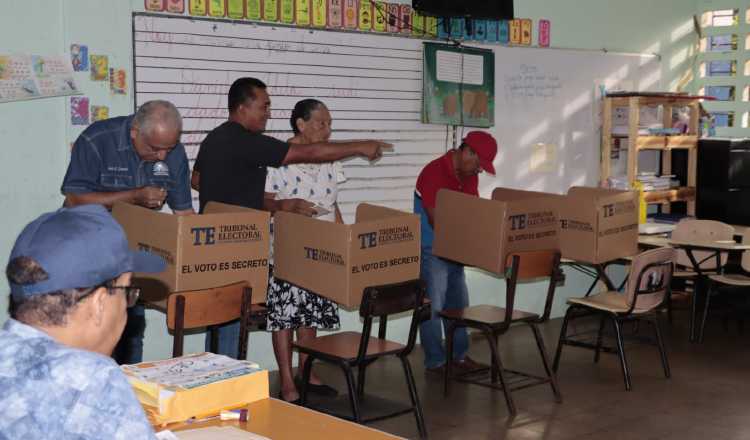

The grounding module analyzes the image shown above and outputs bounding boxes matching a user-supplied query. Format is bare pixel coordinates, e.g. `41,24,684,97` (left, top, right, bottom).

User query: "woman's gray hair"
133,100,182,136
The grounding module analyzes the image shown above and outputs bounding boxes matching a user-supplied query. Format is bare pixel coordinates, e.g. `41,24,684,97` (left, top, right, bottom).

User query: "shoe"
294,377,339,397
452,356,488,374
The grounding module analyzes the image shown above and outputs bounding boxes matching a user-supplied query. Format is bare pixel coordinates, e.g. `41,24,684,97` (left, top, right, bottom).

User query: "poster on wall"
422,43,495,128
263,0,278,21
166,0,185,13
70,44,89,71
0,54,80,104
90,55,109,81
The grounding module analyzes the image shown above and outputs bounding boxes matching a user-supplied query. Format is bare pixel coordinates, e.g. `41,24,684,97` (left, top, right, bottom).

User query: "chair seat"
708,273,750,286
294,331,405,361
439,304,538,326
568,291,651,314
673,270,697,278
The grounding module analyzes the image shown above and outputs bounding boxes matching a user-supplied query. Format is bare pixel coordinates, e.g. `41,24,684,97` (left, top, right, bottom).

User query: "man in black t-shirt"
192,77,390,358
193,77,388,216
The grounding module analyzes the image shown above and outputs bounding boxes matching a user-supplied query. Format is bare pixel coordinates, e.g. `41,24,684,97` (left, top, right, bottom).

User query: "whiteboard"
479,45,660,195
133,13,449,219
132,13,661,216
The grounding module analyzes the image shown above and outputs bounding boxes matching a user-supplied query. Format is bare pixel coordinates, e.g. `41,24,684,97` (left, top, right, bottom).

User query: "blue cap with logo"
8,204,166,299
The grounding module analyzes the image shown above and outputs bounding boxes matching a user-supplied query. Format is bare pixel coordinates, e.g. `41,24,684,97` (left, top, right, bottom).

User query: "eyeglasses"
108,285,141,308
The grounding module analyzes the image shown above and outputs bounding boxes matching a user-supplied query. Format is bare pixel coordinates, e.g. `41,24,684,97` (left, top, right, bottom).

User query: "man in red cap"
414,131,498,374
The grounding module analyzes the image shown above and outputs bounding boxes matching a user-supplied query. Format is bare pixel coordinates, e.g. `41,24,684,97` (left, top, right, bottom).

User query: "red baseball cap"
463,131,498,175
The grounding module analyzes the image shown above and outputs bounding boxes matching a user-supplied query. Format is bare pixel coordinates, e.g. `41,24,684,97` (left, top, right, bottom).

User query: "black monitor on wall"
412,0,514,20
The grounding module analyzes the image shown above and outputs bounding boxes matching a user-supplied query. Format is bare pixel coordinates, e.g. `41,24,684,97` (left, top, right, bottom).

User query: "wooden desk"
164,398,403,439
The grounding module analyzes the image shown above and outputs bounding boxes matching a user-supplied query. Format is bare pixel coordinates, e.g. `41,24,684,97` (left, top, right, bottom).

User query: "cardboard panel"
558,187,638,263
348,214,420,307
177,210,270,299
433,189,507,274
273,211,350,304
355,202,412,221
112,202,180,290
112,202,270,301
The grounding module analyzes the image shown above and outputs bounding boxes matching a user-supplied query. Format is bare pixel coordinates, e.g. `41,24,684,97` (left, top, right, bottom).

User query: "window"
702,85,736,101
703,34,738,52
700,60,737,77
744,86,749,101
742,111,749,128
704,10,740,27
712,111,735,127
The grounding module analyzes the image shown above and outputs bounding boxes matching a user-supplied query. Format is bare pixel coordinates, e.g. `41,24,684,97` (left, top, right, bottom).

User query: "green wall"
0,0,697,369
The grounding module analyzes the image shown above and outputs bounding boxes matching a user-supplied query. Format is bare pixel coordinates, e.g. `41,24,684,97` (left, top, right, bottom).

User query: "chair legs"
485,329,516,416
610,316,632,391
529,323,562,403
299,356,314,405
400,356,427,438
443,321,456,397
698,282,714,343
651,317,671,378
341,362,362,423
593,315,606,364
553,306,575,372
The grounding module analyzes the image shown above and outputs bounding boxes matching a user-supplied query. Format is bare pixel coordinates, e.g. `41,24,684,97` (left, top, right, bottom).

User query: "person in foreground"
264,99,343,403
61,99,194,365
0,204,166,439
192,77,391,357
414,131,499,374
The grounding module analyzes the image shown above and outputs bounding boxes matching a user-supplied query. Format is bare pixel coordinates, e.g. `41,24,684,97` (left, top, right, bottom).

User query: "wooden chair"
701,230,750,342
668,220,733,327
164,281,266,358
294,280,429,438
553,247,676,391
439,250,564,417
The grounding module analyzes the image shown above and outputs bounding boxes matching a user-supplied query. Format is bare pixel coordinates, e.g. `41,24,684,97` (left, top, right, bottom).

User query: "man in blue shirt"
61,100,194,364
0,204,166,439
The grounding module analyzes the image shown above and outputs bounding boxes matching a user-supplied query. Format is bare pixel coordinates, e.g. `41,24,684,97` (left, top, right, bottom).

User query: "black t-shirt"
195,121,290,212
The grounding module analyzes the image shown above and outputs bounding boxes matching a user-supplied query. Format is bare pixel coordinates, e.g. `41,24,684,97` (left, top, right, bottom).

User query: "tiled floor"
271,312,750,439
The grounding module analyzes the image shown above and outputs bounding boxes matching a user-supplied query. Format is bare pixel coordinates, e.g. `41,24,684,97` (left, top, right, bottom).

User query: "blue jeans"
112,304,145,365
419,249,469,369
206,320,241,359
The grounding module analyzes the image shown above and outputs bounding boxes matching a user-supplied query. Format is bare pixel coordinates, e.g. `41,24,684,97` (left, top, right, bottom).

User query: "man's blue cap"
8,204,166,299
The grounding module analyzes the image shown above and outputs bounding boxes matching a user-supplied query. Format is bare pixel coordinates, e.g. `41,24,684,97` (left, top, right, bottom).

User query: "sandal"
294,376,339,397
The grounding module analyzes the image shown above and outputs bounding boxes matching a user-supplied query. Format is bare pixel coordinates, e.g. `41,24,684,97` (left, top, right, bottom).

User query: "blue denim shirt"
61,115,192,211
0,319,156,439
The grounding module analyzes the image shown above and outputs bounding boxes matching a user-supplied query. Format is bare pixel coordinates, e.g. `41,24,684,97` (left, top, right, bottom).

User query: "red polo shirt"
416,150,479,209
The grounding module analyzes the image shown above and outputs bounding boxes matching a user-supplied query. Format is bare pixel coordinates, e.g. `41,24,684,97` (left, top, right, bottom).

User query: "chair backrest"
671,219,734,270
357,279,427,361
623,247,676,313
503,250,563,324
166,281,252,358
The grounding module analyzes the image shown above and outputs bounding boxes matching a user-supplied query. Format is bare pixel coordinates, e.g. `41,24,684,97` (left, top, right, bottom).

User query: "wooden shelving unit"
600,94,702,215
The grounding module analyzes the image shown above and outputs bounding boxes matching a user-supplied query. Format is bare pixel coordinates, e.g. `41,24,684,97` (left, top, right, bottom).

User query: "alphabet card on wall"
208,0,226,17
145,0,165,12
343,0,358,29
166,0,185,13
263,0,278,21
227,0,247,19
327,0,342,27
358,0,372,31
189,0,207,15
296,0,311,26
311,0,326,27
280,0,294,23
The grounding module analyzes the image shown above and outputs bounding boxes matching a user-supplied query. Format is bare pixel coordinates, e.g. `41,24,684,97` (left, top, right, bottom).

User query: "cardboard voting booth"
557,187,639,264
432,188,561,275
273,204,420,309
112,201,271,302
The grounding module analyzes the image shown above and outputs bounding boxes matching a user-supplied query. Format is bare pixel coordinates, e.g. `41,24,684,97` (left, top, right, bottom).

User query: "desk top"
163,398,403,440
638,235,750,251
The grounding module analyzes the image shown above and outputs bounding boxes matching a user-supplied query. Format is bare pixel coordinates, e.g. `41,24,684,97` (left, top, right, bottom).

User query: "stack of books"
121,352,269,425
636,173,677,191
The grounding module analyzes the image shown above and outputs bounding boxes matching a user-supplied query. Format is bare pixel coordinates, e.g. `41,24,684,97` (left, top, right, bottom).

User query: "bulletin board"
422,42,495,128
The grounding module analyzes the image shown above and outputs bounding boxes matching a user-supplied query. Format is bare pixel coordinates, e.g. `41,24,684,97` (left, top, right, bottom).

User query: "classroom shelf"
600,94,702,216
